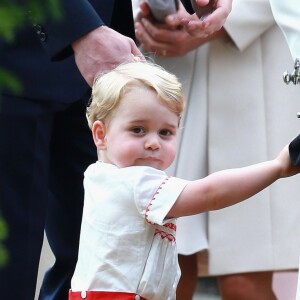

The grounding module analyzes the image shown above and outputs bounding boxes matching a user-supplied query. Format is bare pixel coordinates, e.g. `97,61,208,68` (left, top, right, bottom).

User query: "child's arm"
168,144,300,218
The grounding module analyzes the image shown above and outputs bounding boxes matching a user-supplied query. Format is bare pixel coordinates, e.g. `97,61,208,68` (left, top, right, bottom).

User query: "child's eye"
131,127,145,134
160,129,172,136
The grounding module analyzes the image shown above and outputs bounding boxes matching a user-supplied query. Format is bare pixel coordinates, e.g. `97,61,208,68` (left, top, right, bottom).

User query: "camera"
147,0,179,23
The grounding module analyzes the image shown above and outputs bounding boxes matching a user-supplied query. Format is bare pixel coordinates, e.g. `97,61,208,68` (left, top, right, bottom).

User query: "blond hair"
86,61,185,128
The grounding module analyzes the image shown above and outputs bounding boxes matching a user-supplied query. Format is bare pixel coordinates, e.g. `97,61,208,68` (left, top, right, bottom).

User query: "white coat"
155,0,300,275
269,0,300,60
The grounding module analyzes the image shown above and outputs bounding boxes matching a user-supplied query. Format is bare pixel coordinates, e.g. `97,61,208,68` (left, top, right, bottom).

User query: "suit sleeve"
223,0,275,52
36,0,110,60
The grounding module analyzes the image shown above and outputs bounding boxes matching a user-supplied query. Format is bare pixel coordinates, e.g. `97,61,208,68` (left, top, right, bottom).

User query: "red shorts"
69,290,147,300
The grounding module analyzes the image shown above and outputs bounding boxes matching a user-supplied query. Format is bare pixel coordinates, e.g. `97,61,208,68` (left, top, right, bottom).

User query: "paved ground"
193,277,220,300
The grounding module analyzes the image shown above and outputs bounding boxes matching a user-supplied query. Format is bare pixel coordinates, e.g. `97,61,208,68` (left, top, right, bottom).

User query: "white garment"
71,162,188,300
134,0,300,275
269,0,300,60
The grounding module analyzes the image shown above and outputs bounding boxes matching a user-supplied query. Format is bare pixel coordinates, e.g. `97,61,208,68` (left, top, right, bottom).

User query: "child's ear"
92,120,107,149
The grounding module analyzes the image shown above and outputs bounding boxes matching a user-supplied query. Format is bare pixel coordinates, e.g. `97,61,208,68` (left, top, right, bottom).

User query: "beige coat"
156,0,300,275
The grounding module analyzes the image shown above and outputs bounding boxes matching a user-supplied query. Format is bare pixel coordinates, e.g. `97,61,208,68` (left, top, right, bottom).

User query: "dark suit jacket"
0,0,135,103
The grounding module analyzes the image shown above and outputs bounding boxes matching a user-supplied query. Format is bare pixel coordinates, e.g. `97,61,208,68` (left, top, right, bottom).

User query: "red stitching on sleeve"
145,176,170,224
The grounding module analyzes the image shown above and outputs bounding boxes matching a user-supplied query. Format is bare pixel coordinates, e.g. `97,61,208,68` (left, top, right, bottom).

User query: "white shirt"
71,162,189,300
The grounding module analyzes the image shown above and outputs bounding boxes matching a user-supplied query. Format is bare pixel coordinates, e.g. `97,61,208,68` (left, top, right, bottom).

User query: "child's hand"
174,0,232,38
276,144,300,178
289,133,300,165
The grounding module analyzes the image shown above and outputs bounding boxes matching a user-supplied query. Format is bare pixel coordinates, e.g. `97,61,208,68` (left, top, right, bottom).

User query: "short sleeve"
133,167,189,225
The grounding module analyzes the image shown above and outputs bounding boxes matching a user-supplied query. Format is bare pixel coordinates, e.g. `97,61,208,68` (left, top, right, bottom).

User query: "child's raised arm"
168,144,300,218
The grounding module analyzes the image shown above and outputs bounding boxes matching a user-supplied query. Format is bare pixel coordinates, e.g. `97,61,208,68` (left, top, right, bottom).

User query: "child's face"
94,87,179,170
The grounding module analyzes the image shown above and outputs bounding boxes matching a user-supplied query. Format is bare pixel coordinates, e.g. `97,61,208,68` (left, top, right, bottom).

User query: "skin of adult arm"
167,145,300,218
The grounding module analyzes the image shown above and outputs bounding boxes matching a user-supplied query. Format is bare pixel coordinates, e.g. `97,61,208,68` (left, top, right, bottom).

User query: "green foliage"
0,69,22,95
0,214,9,267
0,3,24,42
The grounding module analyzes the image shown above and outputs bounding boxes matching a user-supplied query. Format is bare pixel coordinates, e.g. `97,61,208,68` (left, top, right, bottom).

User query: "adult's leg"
39,96,96,300
176,254,198,300
217,271,277,300
0,95,54,299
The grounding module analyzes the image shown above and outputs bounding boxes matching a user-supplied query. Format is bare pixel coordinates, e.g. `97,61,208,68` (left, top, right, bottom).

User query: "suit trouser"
0,93,96,300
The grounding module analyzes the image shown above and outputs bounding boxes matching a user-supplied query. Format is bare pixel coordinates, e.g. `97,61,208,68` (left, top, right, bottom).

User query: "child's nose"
145,134,161,150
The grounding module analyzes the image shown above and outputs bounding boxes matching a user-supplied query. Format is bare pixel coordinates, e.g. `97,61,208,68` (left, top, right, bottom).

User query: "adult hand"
135,2,228,57
72,26,144,86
